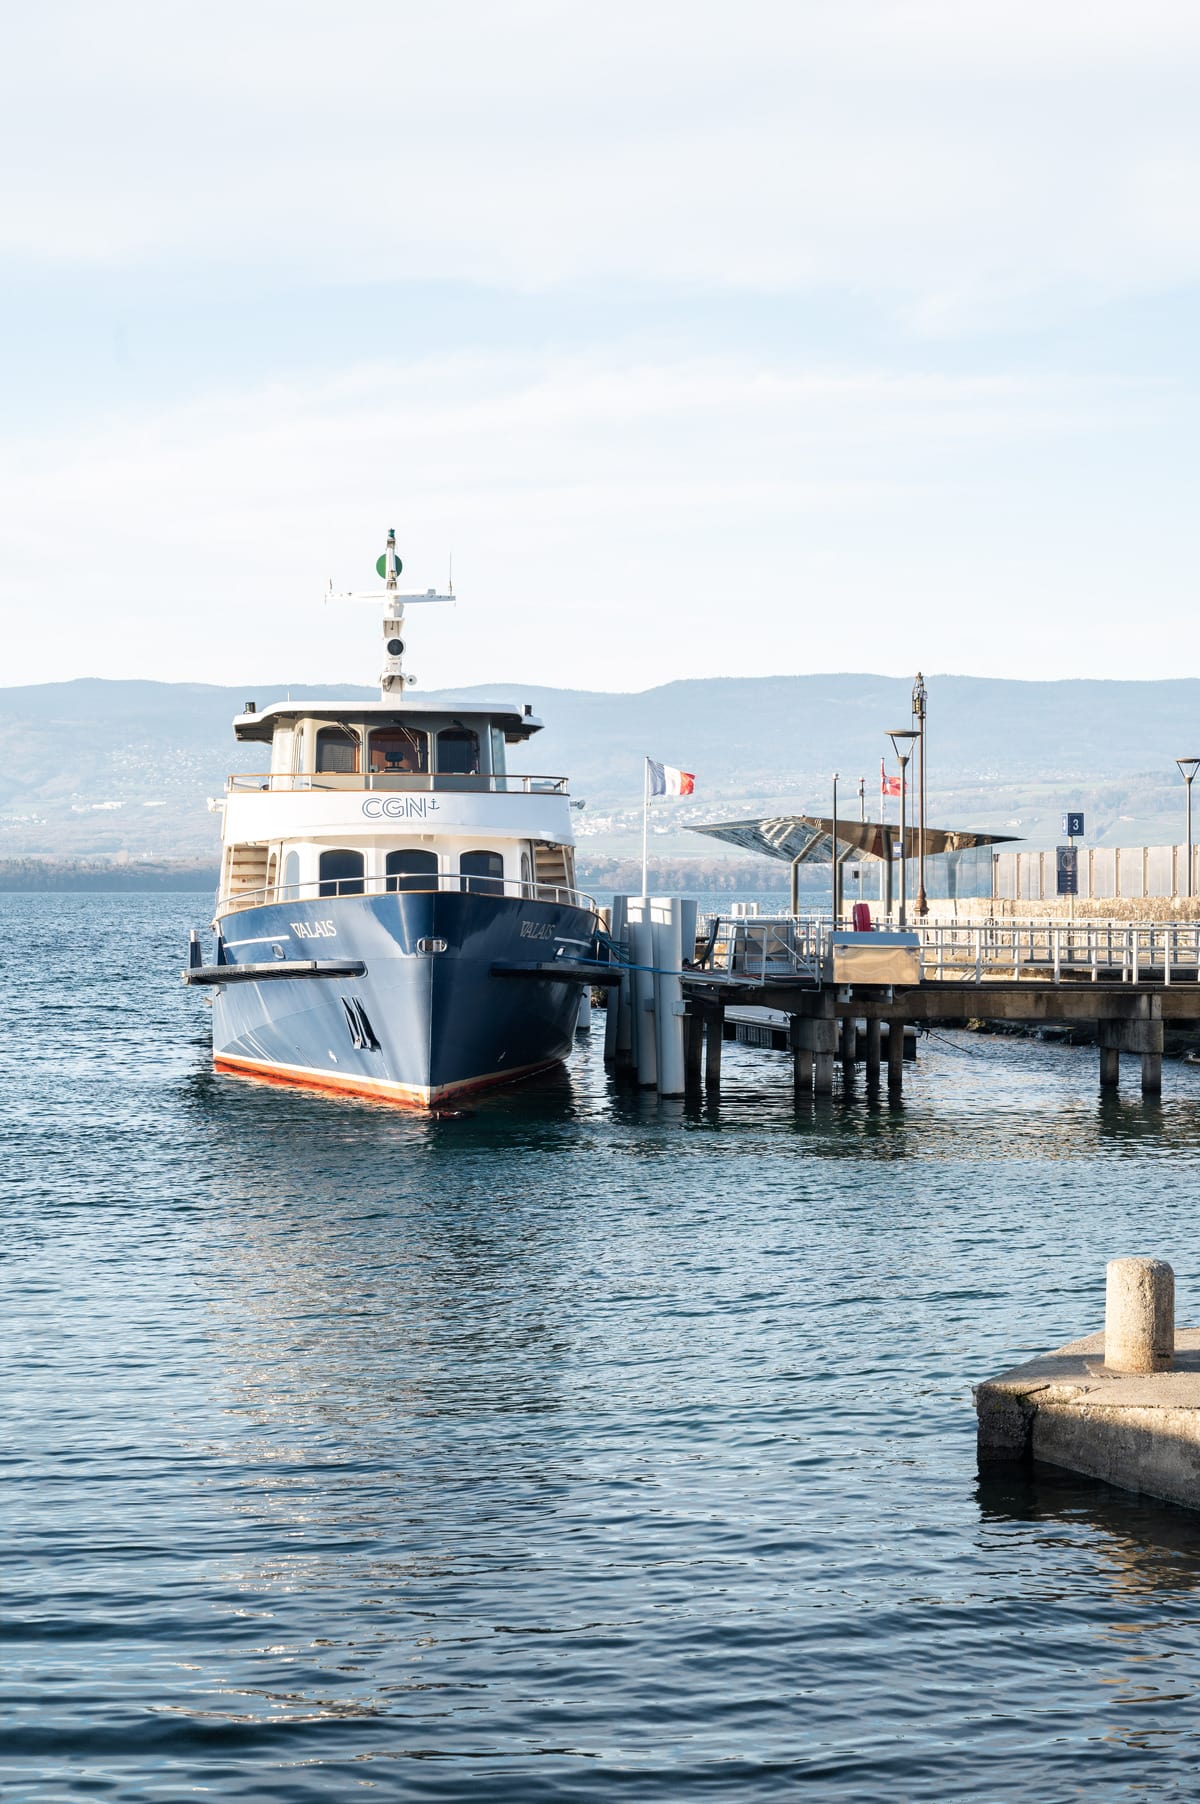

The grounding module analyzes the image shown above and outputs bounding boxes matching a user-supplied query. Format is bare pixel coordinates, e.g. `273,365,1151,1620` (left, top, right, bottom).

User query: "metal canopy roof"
690,814,1018,864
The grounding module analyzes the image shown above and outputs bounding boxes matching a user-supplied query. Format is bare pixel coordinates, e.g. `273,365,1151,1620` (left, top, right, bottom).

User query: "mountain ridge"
2,673,1196,859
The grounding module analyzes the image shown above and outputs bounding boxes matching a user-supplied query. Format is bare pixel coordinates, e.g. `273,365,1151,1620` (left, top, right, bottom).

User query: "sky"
2,0,1199,693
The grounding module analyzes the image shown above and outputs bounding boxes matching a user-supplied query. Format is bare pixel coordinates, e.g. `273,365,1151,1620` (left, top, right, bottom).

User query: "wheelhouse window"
319,849,365,897
436,727,480,775
460,849,504,896
315,726,360,774
369,727,429,774
490,725,507,776
385,849,438,893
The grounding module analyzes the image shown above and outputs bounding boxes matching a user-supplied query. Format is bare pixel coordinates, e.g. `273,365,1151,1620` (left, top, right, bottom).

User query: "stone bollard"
1104,1257,1175,1373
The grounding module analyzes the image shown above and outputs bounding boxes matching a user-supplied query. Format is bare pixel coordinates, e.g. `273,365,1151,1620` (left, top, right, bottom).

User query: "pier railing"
700,915,826,983
911,920,1200,985
699,914,1200,987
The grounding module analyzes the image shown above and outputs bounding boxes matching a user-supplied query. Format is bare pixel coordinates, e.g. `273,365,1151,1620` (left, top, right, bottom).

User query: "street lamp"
912,673,928,917
1178,758,1200,898
831,771,840,924
888,730,919,926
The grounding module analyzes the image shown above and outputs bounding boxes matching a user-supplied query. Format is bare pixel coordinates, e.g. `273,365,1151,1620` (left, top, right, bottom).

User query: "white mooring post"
1105,1257,1174,1373
651,898,686,1097
628,900,658,1090
605,896,629,1064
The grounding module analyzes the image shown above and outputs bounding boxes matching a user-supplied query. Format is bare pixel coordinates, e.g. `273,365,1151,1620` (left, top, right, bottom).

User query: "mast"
328,527,454,698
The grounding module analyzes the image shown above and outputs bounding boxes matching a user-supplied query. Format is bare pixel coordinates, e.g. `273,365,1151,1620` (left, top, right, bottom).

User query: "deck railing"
226,771,570,795
698,914,1200,987
217,870,598,920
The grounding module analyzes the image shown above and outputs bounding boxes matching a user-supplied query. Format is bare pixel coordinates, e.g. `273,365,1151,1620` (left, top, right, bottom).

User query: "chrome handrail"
226,771,570,795
217,869,599,919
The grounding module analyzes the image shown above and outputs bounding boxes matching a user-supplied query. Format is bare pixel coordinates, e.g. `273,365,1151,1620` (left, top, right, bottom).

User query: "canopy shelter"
690,814,1017,913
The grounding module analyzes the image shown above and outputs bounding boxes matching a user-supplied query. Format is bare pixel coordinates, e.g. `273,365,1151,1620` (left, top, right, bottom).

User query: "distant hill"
1,673,1197,861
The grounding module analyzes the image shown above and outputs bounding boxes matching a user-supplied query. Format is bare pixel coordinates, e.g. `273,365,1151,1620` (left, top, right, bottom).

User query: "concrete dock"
976,1258,1200,1512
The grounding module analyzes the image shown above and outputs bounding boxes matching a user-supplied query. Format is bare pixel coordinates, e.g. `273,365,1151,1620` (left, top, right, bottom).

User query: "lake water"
9,892,1200,1801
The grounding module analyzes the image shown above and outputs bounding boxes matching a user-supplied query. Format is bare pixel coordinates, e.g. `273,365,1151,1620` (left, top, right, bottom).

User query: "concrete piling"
704,1006,723,1091
684,1009,703,1086
864,1018,882,1086
791,1017,813,1091
1105,1256,1174,1373
1097,1005,1163,1095
887,1019,905,1091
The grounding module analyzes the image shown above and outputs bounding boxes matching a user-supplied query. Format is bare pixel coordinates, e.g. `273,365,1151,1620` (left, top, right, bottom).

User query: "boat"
184,528,607,1106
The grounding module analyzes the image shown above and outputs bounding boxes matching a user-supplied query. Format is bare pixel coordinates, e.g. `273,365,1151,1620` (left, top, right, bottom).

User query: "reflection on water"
10,894,1200,1800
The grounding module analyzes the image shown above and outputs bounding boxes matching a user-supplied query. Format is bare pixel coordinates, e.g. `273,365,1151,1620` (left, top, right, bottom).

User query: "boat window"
520,851,532,892
461,849,505,896
318,849,365,897
437,727,480,775
369,727,429,774
385,849,439,893
490,725,507,776
281,850,300,900
316,726,360,774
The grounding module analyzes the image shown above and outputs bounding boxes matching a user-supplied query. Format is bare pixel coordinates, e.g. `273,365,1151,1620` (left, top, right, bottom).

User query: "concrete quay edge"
976,1326,1200,1511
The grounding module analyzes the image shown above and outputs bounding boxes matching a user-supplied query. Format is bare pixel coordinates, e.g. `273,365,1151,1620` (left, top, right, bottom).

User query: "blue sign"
1056,845,1078,895
1061,811,1084,838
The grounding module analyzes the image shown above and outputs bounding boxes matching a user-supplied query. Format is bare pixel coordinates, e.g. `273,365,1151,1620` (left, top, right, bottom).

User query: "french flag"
648,759,695,797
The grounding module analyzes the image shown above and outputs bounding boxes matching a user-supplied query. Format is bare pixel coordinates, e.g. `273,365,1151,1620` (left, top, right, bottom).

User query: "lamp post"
888,730,919,926
1177,758,1200,898
831,771,840,924
912,673,927,917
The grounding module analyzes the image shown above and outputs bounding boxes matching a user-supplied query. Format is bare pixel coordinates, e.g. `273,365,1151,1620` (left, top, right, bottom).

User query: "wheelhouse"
215,697,587,916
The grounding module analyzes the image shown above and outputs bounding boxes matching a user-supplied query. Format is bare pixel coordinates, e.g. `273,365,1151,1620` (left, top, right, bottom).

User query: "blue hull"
209,891,599,1105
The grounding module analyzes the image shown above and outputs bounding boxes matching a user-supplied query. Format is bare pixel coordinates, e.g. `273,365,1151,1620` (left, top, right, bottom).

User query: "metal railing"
909,920,1200,985
698,913,1200,988
700,915,825,983
226,771,570,795
217,869,599,920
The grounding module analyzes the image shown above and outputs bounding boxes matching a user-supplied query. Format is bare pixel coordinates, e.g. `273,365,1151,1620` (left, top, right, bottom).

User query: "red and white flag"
880,757,901,798
648,759,695,797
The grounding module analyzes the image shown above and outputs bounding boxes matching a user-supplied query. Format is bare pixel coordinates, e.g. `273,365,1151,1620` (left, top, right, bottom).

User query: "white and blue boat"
185,530,604,1107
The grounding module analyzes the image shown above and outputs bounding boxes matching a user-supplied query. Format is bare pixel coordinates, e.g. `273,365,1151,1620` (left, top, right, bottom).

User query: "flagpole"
641,757,650,896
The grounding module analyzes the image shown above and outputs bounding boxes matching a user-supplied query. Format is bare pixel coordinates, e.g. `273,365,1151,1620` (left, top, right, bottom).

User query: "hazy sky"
3,1,1199,692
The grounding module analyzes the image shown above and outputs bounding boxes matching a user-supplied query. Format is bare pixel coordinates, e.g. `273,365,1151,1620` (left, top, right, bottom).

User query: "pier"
605,909,1200,1099
977,1257,1200,1514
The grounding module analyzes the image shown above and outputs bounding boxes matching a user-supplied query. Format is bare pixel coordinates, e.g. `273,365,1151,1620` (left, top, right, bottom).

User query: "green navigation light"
376,554,403,578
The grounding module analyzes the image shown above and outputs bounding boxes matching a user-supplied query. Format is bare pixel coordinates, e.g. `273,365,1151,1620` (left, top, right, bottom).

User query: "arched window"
369,728,428,774
319,849,365,898
520,850,532,893
315,726,360,774
385,849,438,894
460,849,505,896
281,850,300,901
436,728,479,775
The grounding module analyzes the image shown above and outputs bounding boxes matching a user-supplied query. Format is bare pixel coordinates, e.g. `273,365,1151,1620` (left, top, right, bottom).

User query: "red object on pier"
851,902,873,932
